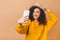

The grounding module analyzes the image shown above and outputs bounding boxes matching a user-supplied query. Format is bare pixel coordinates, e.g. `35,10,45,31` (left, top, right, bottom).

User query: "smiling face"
29,6,46,25
33,8,40,20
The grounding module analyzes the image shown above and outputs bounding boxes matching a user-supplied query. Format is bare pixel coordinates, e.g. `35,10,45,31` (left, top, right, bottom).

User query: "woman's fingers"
18,16,28,24
23,16,28,23
44,8,50,12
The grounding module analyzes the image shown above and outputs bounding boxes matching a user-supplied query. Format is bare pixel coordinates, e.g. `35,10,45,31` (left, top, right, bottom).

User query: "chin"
34,18,38,20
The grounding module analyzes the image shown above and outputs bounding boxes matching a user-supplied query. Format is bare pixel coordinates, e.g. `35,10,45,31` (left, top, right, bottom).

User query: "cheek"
33,13,40,18
37,13,40,17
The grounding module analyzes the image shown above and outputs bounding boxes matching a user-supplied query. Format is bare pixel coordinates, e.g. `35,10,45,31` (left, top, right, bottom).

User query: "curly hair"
29,6,47,25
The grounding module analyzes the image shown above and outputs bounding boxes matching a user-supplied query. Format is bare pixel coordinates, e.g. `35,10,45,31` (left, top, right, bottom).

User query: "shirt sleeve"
16,20,30,34
45,11,58,31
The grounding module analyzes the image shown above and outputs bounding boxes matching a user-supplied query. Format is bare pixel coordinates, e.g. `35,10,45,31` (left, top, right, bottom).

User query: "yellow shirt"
16,11,58,40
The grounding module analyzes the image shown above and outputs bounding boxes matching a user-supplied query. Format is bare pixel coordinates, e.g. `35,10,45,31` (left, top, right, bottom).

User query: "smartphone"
18,10,30,23
23,9,30,18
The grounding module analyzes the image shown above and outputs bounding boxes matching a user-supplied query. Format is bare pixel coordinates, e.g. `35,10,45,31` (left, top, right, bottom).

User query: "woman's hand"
17,16,28,27
18,16,28,24
44,8,50,12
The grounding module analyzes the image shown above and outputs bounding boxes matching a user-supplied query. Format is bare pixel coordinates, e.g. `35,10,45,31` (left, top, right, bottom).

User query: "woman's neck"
34,19,38,22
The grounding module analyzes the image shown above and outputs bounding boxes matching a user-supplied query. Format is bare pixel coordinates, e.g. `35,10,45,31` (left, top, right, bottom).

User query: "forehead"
34,8,40,11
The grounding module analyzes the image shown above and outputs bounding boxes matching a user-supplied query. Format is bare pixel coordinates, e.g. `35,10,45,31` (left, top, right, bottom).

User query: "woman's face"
33,8,40,20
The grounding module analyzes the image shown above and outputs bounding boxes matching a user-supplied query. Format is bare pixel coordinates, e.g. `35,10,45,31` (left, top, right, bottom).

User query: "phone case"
23,10,30,17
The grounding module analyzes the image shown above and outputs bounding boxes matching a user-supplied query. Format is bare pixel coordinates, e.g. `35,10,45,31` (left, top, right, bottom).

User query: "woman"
16,6,58,40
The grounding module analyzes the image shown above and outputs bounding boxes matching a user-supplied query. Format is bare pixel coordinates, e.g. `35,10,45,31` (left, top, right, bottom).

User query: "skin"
18,8,49,27
33,8,40,20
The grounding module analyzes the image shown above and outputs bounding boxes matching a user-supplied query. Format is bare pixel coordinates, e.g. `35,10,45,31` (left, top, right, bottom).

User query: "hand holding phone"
23,9,30,18
18,10,30,24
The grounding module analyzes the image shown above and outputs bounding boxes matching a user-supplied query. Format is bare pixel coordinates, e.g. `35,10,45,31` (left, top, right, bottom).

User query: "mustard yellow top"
16,11,58,40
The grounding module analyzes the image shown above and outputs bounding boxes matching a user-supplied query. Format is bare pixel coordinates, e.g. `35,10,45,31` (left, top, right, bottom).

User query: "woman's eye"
36,11,40,13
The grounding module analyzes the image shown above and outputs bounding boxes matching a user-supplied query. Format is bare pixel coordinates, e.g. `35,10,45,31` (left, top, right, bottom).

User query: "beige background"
0,0,60,40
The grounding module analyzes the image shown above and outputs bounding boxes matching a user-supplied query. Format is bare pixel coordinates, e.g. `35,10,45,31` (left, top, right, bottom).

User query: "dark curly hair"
29,6,47,25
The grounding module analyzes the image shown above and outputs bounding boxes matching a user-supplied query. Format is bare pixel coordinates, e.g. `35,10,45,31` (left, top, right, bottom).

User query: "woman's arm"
44,8,58,31
16,16,30,34
16,23,28,34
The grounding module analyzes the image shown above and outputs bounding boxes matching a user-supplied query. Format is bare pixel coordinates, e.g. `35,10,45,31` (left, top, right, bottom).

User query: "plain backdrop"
0,0,60,40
